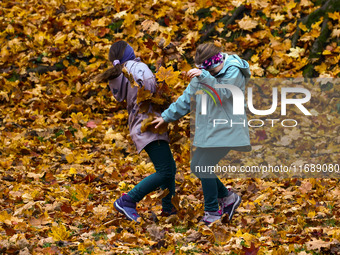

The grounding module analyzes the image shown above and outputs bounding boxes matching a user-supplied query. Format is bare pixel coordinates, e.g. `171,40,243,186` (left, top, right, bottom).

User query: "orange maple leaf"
155,66,180,87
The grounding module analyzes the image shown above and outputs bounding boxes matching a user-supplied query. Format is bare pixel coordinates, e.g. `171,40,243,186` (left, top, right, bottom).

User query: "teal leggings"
128,140,176,212
191,147,231,212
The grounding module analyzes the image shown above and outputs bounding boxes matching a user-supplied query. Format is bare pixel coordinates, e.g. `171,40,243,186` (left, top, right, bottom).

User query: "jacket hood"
107,58,141,102
108,73,127,102
220,53,251,78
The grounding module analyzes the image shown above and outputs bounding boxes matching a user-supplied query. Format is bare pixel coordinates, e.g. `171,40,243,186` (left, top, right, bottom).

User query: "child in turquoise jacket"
153,43,251,224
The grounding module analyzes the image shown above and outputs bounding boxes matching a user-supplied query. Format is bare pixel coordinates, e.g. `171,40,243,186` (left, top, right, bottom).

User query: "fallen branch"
290,0,338,77
303,16,330,77
292,0,332,48
26,65,62,75
199,5,246,43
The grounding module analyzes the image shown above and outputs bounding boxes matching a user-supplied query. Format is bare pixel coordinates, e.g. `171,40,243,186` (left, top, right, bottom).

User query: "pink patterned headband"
196,52,223,70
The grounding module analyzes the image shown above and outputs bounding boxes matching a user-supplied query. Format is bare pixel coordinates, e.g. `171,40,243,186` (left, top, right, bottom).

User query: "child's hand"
187,68,202,79
181,71,190,82
152,116,165,129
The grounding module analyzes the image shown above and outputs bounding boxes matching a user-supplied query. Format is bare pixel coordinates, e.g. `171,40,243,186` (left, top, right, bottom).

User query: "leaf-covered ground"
0,0,340,254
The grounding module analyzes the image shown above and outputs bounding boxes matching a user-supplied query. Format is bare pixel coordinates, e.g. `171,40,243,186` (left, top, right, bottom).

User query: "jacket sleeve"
161,84,191,123
133,63,156,93
197,66,246,99
108,74,127,102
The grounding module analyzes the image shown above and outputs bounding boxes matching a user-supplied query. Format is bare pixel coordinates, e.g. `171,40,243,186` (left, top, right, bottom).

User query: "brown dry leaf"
136,86,153,104
121,232,138,243
141,20,160,33
305,239,337,251
29,213,52,227
299,181,313,194
185,229,202,242
243,242,260,255
171,194,181,212
147,224,165,241
150,188,170,200
198,225,215,243
237,15,258,31
67,65,81,78
122,66,139,88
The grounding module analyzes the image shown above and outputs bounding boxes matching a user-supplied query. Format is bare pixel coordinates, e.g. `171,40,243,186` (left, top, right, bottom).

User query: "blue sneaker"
114,194,140,222
218,191,241,221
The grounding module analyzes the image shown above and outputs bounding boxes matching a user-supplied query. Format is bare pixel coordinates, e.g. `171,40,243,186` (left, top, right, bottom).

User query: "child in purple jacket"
96,41,176,221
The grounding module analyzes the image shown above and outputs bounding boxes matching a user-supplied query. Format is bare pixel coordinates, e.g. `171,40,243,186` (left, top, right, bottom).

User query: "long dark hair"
95,41,128,82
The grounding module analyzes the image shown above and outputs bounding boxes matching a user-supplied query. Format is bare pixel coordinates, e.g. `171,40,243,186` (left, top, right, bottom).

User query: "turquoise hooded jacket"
161,53,251,148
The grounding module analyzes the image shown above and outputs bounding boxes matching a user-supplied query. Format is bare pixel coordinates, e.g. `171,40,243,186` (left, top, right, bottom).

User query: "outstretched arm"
161,84,191,122
152,69,207,128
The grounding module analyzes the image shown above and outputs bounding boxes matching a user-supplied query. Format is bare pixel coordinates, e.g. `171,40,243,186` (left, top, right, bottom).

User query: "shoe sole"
202,217,221,225
202,220,212,225
228,195,241,221
114,201,137,222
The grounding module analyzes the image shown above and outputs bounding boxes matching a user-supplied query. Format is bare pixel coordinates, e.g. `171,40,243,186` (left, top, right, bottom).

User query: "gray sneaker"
201,211,222,225
218,191,241,221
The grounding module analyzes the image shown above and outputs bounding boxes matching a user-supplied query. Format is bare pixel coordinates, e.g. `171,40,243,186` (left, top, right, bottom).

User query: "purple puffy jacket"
107,58,169,153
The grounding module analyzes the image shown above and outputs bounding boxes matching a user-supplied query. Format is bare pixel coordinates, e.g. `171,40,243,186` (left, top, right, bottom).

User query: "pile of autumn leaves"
0,160,339,254
1,0,340,254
